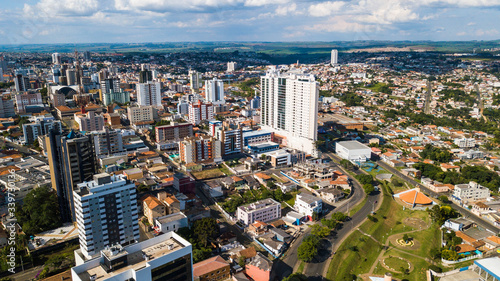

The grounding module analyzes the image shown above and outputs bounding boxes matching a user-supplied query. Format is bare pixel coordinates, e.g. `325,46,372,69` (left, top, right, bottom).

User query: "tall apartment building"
52,52,62,65
0,98,15,118
237,198,281,226
71,231,193,281
100,78,120,100
227,62,237,72
46,130,98,222
14,74,29,92
211,122,243,156
137,81,162,107
66,69,77,85
127,106,155,125
189,70,202,92
73,173,139,259
155,122,193,143
260,69,319,155
331,49,338,65
75,111,105,132
22,117,62,144
89,128,125,157
14,92,43,113
103,90,130,106
83,51,91,62
188,101,213,125
179,135,222,164
0,67,3,82
205,78,224,104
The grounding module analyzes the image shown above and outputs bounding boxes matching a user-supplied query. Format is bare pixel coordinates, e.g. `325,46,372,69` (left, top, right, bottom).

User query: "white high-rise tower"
331,49,338,66
260,68,319,155
205,78,225,104
52,53,62,65
137,81,162,106
189,70,202,92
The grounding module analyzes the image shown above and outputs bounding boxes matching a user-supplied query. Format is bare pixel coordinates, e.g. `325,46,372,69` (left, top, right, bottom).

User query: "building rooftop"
193,255,229,278
73,232,190,281
242,130,272,138
238,198,280,213
337,140,370,150
297,193,322,204
155,212,187,225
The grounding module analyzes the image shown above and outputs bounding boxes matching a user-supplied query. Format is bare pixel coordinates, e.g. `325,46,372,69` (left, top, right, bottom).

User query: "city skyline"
0,0,499,44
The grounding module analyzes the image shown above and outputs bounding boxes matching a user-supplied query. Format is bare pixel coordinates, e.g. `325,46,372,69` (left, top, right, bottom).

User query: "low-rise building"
335,141,371,164
143,195,167,225
237,198,281,226
294,193,322,220
154,212,188,233
193,255,230,281
453,181,490,204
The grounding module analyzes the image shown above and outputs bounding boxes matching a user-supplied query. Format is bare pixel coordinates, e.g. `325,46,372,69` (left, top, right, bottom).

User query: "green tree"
297,235,320,262
193,217,219,247
193,247,212,263
273,189,284,202
310,224,330,238
363,184,375,195
355,174,373,185
16,185,62,236
321,218,338,229
403,233,409,243
331,212,347,222
441,249,459,261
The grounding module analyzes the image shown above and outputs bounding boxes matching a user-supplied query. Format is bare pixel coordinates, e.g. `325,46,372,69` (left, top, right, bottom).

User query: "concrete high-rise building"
98,69,109,82
89,128,125,157
0,67,3,82
211,121,243,156
227,62,237,72
73,173,139,259
83,51,91,62
331,49,338,66
0,98,15,118
100,78,120,94
205,78,225,104
14,92,43,113
52,66,61,83
66,69,77,85
155,122,193,143
22,117,62,144
52,53,62,65
251,96,260,109
71,231,193,281
188,101,213,125
75,111,105,132
137,81,161,107
139,70,153,83
127,106,156,125
260,69,319,155
179,135,222,164
103,90,130,106
189,70,202,92
46,130,98,222
177,100,189,115
0,56,7,73
14,74,29,92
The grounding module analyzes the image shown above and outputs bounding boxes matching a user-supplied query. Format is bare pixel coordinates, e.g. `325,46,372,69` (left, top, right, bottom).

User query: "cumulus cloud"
23,0,103,17
275,3,297,16
308,1,345,17
244,0,289,7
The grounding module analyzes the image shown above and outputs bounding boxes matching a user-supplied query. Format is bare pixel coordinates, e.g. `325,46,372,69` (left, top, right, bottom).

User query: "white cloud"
244,0,289,7
275,3,296,16
24,0,103,17
475,29,499,36
308,1,345,17
304,17,379,33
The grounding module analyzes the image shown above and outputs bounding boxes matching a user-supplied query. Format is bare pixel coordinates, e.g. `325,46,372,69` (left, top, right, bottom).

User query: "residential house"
319,188,344,203
143,195,167,225
193,255,231,281
294,193,322,220
245,252,274,281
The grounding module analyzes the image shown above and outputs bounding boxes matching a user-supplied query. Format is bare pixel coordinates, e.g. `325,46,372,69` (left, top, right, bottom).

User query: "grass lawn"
297,261,305,273
373,249,432,281
219,165,234,176
191,168,225,180
348,197,367,217
384,256,410,271
326,230,382,280
327,180,439,281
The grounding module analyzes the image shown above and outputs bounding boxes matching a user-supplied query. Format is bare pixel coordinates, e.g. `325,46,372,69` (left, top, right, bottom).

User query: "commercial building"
14,92,43,113
137,81,162,107
237,198,281,226
260,69,319,155
193,255,230,281
55,105,80,119
46,130,98,222
243,130,272,147
75,111,105,132
89,128,125,157
265,149,291,167
155,122,194,143
294,193,322,220
22,117,62,144
335,141,371,164
453,181,491,204
331,49,338,65
73,173,139,259
205,78,224,104
179,135,222,164
71,231,193,281
188,101,213,125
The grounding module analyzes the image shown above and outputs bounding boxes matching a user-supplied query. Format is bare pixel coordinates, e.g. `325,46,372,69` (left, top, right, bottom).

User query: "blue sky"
0,0,499,44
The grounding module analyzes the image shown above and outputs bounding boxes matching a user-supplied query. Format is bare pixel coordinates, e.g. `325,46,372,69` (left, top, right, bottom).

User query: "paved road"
303,154,380,281
274,151,374,280
377,160,500,233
